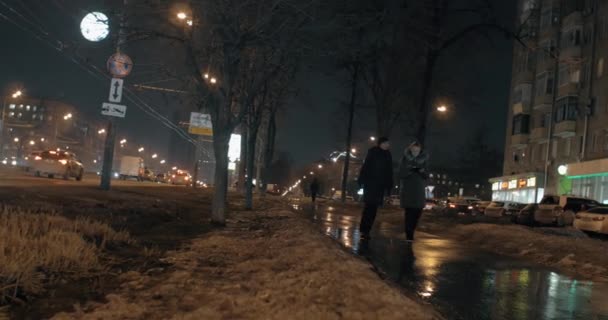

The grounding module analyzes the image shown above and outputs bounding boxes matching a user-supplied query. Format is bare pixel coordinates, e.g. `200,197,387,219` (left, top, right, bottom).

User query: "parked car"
535,195,602,227
470,201,491,215
169,170,192,186
484,201,525,217
29,150,84,181
424,199,438,211
573,207,608,235
512,203,538,226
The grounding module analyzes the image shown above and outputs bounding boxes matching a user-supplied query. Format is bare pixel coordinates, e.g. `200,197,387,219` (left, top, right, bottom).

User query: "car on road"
140,168,155,181
169,170,192,186
438,197,480,215
29,150,84,181
424,199,438,211
534,195,602,227
155,173,170,183
573,207,608,235
484,201,525,217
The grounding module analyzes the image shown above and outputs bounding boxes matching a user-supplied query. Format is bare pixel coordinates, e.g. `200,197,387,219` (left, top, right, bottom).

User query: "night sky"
0,0,516,170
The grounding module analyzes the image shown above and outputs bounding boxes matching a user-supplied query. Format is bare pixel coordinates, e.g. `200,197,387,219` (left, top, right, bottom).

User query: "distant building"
495,0,608,203
0,96,102,169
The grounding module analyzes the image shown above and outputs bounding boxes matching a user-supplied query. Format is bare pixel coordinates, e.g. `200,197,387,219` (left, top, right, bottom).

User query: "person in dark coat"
399,141,428,241
358,137,393,239
310,178,320,203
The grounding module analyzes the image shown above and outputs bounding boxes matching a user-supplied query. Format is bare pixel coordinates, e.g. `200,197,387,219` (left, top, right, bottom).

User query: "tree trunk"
238,125,247,192
211,131,231,225
262,112,276,192
245,125,259,210
342,62,359,203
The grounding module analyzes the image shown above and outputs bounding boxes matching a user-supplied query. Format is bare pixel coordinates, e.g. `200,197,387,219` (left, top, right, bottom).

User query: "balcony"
530,127,548,142
554,121,576,138
513,102,531,115
558,83,580,98
560,45,582,61
534,94,553,112
511,134,529,148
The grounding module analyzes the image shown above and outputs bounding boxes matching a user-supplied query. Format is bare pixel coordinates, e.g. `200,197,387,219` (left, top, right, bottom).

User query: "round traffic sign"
107,52,133,78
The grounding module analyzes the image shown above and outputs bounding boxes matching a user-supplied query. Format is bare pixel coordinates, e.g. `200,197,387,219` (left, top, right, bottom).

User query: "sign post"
100,53,132,191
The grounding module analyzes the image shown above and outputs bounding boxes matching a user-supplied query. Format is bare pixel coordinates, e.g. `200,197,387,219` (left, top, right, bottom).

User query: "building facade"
496,0,608,203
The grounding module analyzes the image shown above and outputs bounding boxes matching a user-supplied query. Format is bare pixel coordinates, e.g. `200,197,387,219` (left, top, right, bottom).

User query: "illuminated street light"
11,90,22,98
176,12,187,20
210,77,217,84
160,159,166,164
437,105,448,113
98,129,106,134
204,73,209,79
63,113,73,120
370,136,376,142
120,139,127,144
186,19,193,26
351,148,357,154
40,137,45,142
138,147,144,152
172,166,178,170
13,138,19,142
152,153,158,159
29,140,35,145
318,164,323,169
309,171,314,175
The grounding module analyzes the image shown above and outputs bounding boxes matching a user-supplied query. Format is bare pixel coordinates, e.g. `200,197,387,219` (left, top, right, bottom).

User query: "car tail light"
449,204,456,208
468,206,473,210
593,217,605,221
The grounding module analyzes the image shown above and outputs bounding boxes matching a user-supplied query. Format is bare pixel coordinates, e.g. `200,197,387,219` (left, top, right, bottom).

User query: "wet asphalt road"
297,203,608,320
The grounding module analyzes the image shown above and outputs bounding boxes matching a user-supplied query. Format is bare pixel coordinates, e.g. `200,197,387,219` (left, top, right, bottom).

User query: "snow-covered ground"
52,205,440,320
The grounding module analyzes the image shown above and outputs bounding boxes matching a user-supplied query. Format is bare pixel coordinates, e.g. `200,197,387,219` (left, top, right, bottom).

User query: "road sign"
189,112,213,136
107,52,133,78
102,102,127,118
108,78,124,103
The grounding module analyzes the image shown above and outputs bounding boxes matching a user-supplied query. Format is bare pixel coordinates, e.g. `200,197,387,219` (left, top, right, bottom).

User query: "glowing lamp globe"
80,12,110,42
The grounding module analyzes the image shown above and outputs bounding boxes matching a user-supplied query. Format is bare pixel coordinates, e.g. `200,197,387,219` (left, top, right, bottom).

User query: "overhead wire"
0,2,201,148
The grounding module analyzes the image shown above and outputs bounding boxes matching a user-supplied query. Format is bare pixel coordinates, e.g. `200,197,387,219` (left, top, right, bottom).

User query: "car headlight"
58,159,67,165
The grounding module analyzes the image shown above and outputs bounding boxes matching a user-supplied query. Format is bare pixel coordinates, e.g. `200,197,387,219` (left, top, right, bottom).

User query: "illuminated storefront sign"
508,180,517,189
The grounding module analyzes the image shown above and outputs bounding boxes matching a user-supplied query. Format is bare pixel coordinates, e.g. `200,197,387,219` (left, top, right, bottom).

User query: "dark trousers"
359,202,379,234
404,207,423,240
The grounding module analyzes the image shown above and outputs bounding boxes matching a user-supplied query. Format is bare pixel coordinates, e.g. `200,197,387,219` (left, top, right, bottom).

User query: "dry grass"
0,206,131,304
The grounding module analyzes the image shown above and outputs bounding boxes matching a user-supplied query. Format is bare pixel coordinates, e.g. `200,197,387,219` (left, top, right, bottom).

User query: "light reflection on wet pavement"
301,204,608,320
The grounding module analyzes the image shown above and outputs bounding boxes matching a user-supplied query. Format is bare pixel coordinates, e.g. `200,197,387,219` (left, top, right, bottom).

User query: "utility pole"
341,61,359,203
100,0,129,190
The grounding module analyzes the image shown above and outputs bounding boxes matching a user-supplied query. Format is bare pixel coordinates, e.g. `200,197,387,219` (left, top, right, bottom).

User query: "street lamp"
160,159,166,164
172,166,178,170
351,148,357,154
176,12,187,20
370,136,376,142
11,90,22,99
40,137,45,142
138,147,144,152
29,140,35,146
120,139,127,144
98,129,106,134
63,113,72,120
309,171,314,175
210,77,217,84
318,164,323,169
186,19,193,26
152,153,158,159
436,105,448,113
13,137,18,142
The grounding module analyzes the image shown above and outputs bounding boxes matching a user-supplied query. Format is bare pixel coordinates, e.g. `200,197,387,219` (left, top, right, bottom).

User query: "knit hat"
377,137,389,146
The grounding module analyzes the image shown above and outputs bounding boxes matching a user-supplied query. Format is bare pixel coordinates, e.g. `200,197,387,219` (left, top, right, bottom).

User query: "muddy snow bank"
453,224,608,279
53,206,439,320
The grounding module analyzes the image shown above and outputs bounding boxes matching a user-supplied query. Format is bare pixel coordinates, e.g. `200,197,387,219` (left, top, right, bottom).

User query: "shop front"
489,173,545,204
562,158,608,204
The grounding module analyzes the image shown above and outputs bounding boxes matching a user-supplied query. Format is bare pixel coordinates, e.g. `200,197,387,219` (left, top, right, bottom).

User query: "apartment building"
492,0,608,203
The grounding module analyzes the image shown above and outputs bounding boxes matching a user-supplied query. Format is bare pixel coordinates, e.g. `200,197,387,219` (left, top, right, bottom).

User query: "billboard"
189,112,213,136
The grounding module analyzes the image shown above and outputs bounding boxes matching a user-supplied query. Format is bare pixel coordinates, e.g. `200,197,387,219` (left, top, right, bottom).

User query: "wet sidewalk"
298,203,608,320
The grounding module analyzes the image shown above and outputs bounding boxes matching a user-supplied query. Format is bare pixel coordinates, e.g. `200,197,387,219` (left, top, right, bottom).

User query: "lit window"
26,105,30,111
17,113,22,118
19,104,23,109
39,115,44,120
33,106,37,111
32,114,37,120
9,104,15,110
8,112,14,117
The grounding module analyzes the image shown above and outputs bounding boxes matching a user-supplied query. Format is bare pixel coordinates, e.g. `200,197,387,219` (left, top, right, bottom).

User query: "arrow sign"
108,78,124,103
102,102,127,118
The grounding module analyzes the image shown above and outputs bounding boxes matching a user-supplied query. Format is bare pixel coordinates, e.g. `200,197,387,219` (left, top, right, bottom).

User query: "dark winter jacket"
399,150,428,209
358,146,393,205
310,179,320,194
